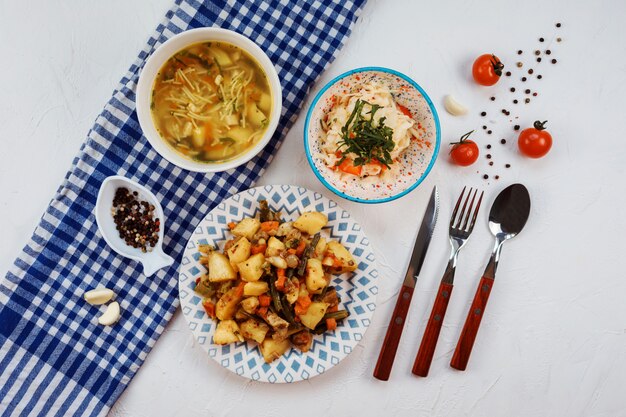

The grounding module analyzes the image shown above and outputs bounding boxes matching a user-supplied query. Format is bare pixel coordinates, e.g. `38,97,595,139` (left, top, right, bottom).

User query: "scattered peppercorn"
514,125,520,131
525,98,530,104
537,74,543,79
501,139,506,144
486,154,492,159
486,144,492,149
532,92,538,97
525,89,531,94
489,161,494,166
528,69,534,74
482,125,487,130
112,187,160,252
510,87,516,92
556,23,561,28
537,57,542,62
518,50,523,55
545,50,552,55
483,174,489,179
481,111,486,116
487,130,492,134
495,175,500,180
505,163,511,168
513,99,518,104
517,62,523,68
521,76,527,82
505,71,512,76
552,59,557,64
535,50,541,56
490,96,496,101
539,37,544,42
557,37,562,42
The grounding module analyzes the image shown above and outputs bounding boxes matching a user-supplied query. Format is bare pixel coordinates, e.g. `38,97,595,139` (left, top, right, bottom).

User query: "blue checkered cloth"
0,0,366,415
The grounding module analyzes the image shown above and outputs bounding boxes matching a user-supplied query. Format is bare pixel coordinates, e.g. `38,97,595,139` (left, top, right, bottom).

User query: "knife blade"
373,185,439,381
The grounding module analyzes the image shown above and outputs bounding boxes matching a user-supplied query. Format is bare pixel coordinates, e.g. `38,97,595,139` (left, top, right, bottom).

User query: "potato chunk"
293,212,328,235
240,319,270,344
208,252,237,282
215,286,244,320
306,258,327,294
213,320,242,345
226,237,251,271
260,338,291,363
237,253,265,282
324,241,357,273
298,302,329,330
240,296,259,314
314,237,327,261
265,236,286,257
232,218,261,240
243,281,269,296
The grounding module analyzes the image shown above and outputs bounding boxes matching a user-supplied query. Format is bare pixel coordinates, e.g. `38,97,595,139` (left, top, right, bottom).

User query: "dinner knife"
373,186,439,381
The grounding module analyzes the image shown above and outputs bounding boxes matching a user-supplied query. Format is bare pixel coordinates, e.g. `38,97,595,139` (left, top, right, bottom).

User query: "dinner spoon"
450,183,531,370
95,176,174,277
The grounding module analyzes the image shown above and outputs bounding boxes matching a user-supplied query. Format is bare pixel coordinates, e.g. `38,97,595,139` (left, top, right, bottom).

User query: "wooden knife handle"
373,284,415,381
450,276,494,371
412,281,453,377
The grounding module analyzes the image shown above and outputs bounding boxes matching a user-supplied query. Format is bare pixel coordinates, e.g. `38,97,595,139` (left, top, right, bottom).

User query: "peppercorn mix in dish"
193,200,356,363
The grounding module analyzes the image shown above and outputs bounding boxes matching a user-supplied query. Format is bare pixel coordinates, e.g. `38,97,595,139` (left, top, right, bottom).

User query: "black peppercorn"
506,71,512,76
556,23,561,28
495,175,500,180
535,50,540,56
490,96,496,101
522,77,527,82
486,144,492,149
525,98,530,103
483,174,489,179
537,74,543,79
546,50,551,55
528,69,534,74
486,154,492,159
552,59,557,64
487,130,492,134
482,125,487,130
489,161,494,166
510,87,516,92
525,89,531,94
537,57,542,62
518,50,523,55
481,111,486,116
514,125,520,130
539,37,544,42
513,99,518,104
501,139,506,144
505,163,511,168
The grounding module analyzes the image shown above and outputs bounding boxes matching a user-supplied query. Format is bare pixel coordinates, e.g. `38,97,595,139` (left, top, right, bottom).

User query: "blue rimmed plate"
304,67,440,204
178,185,378,383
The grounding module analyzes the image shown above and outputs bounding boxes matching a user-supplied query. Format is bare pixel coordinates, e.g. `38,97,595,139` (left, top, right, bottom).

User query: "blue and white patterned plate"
178,185,378,383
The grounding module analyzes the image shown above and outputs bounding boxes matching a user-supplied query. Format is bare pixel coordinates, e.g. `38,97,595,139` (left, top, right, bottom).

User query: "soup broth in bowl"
151,42,272,163
136,28,282,173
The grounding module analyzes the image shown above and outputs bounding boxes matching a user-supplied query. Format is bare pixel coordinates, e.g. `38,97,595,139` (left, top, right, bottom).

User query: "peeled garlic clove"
443,95,468,116
84,288,115,305
98,301,121,326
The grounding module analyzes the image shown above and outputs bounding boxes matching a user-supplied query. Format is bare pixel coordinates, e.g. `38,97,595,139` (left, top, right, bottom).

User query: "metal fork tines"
442,187,484,284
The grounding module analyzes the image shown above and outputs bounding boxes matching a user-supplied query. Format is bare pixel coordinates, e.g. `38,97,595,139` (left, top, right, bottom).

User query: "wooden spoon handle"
412,281,453,377
373,284,414,381
450,276,494,371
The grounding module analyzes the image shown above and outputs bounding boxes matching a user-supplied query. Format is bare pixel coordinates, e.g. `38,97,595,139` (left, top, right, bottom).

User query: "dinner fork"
411,187,484,377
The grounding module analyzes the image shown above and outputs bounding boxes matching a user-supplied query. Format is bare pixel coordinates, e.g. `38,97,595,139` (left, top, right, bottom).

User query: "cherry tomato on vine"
472,54,504,86
518,120,552,158
450,130,479,166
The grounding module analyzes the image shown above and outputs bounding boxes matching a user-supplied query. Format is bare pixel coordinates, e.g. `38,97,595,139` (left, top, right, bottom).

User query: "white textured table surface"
2,1,626,416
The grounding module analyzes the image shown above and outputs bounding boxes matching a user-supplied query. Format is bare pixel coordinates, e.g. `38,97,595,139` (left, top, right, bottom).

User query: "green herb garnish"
336,99,395,168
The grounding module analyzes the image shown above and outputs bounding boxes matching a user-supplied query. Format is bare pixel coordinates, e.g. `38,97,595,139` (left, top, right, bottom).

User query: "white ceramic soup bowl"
136,28,283,173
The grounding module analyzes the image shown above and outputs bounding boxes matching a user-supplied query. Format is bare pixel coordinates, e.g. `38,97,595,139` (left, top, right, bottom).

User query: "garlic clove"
443,95,468,116
84,288,115,305
98,301,121,326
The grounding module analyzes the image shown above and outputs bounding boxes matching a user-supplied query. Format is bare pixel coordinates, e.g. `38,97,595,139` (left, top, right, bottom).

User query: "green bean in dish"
194,199,355,363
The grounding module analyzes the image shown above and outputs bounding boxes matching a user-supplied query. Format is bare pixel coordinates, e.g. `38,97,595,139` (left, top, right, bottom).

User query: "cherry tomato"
450,131,479,166
472,54,504,86
518,120,552,158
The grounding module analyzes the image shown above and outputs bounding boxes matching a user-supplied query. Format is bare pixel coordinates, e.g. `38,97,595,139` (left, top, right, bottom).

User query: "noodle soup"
150,41,273,163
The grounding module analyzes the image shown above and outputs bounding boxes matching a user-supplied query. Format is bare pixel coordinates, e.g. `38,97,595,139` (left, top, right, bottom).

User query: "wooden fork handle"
373,284,414,381
450,276,494,371
412,282,453,377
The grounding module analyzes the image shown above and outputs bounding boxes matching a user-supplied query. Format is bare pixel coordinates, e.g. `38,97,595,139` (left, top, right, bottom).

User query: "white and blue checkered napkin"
0,0,366,415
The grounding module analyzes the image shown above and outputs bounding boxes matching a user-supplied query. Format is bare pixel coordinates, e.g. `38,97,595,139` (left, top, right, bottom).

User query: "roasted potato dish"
195,200,353,362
